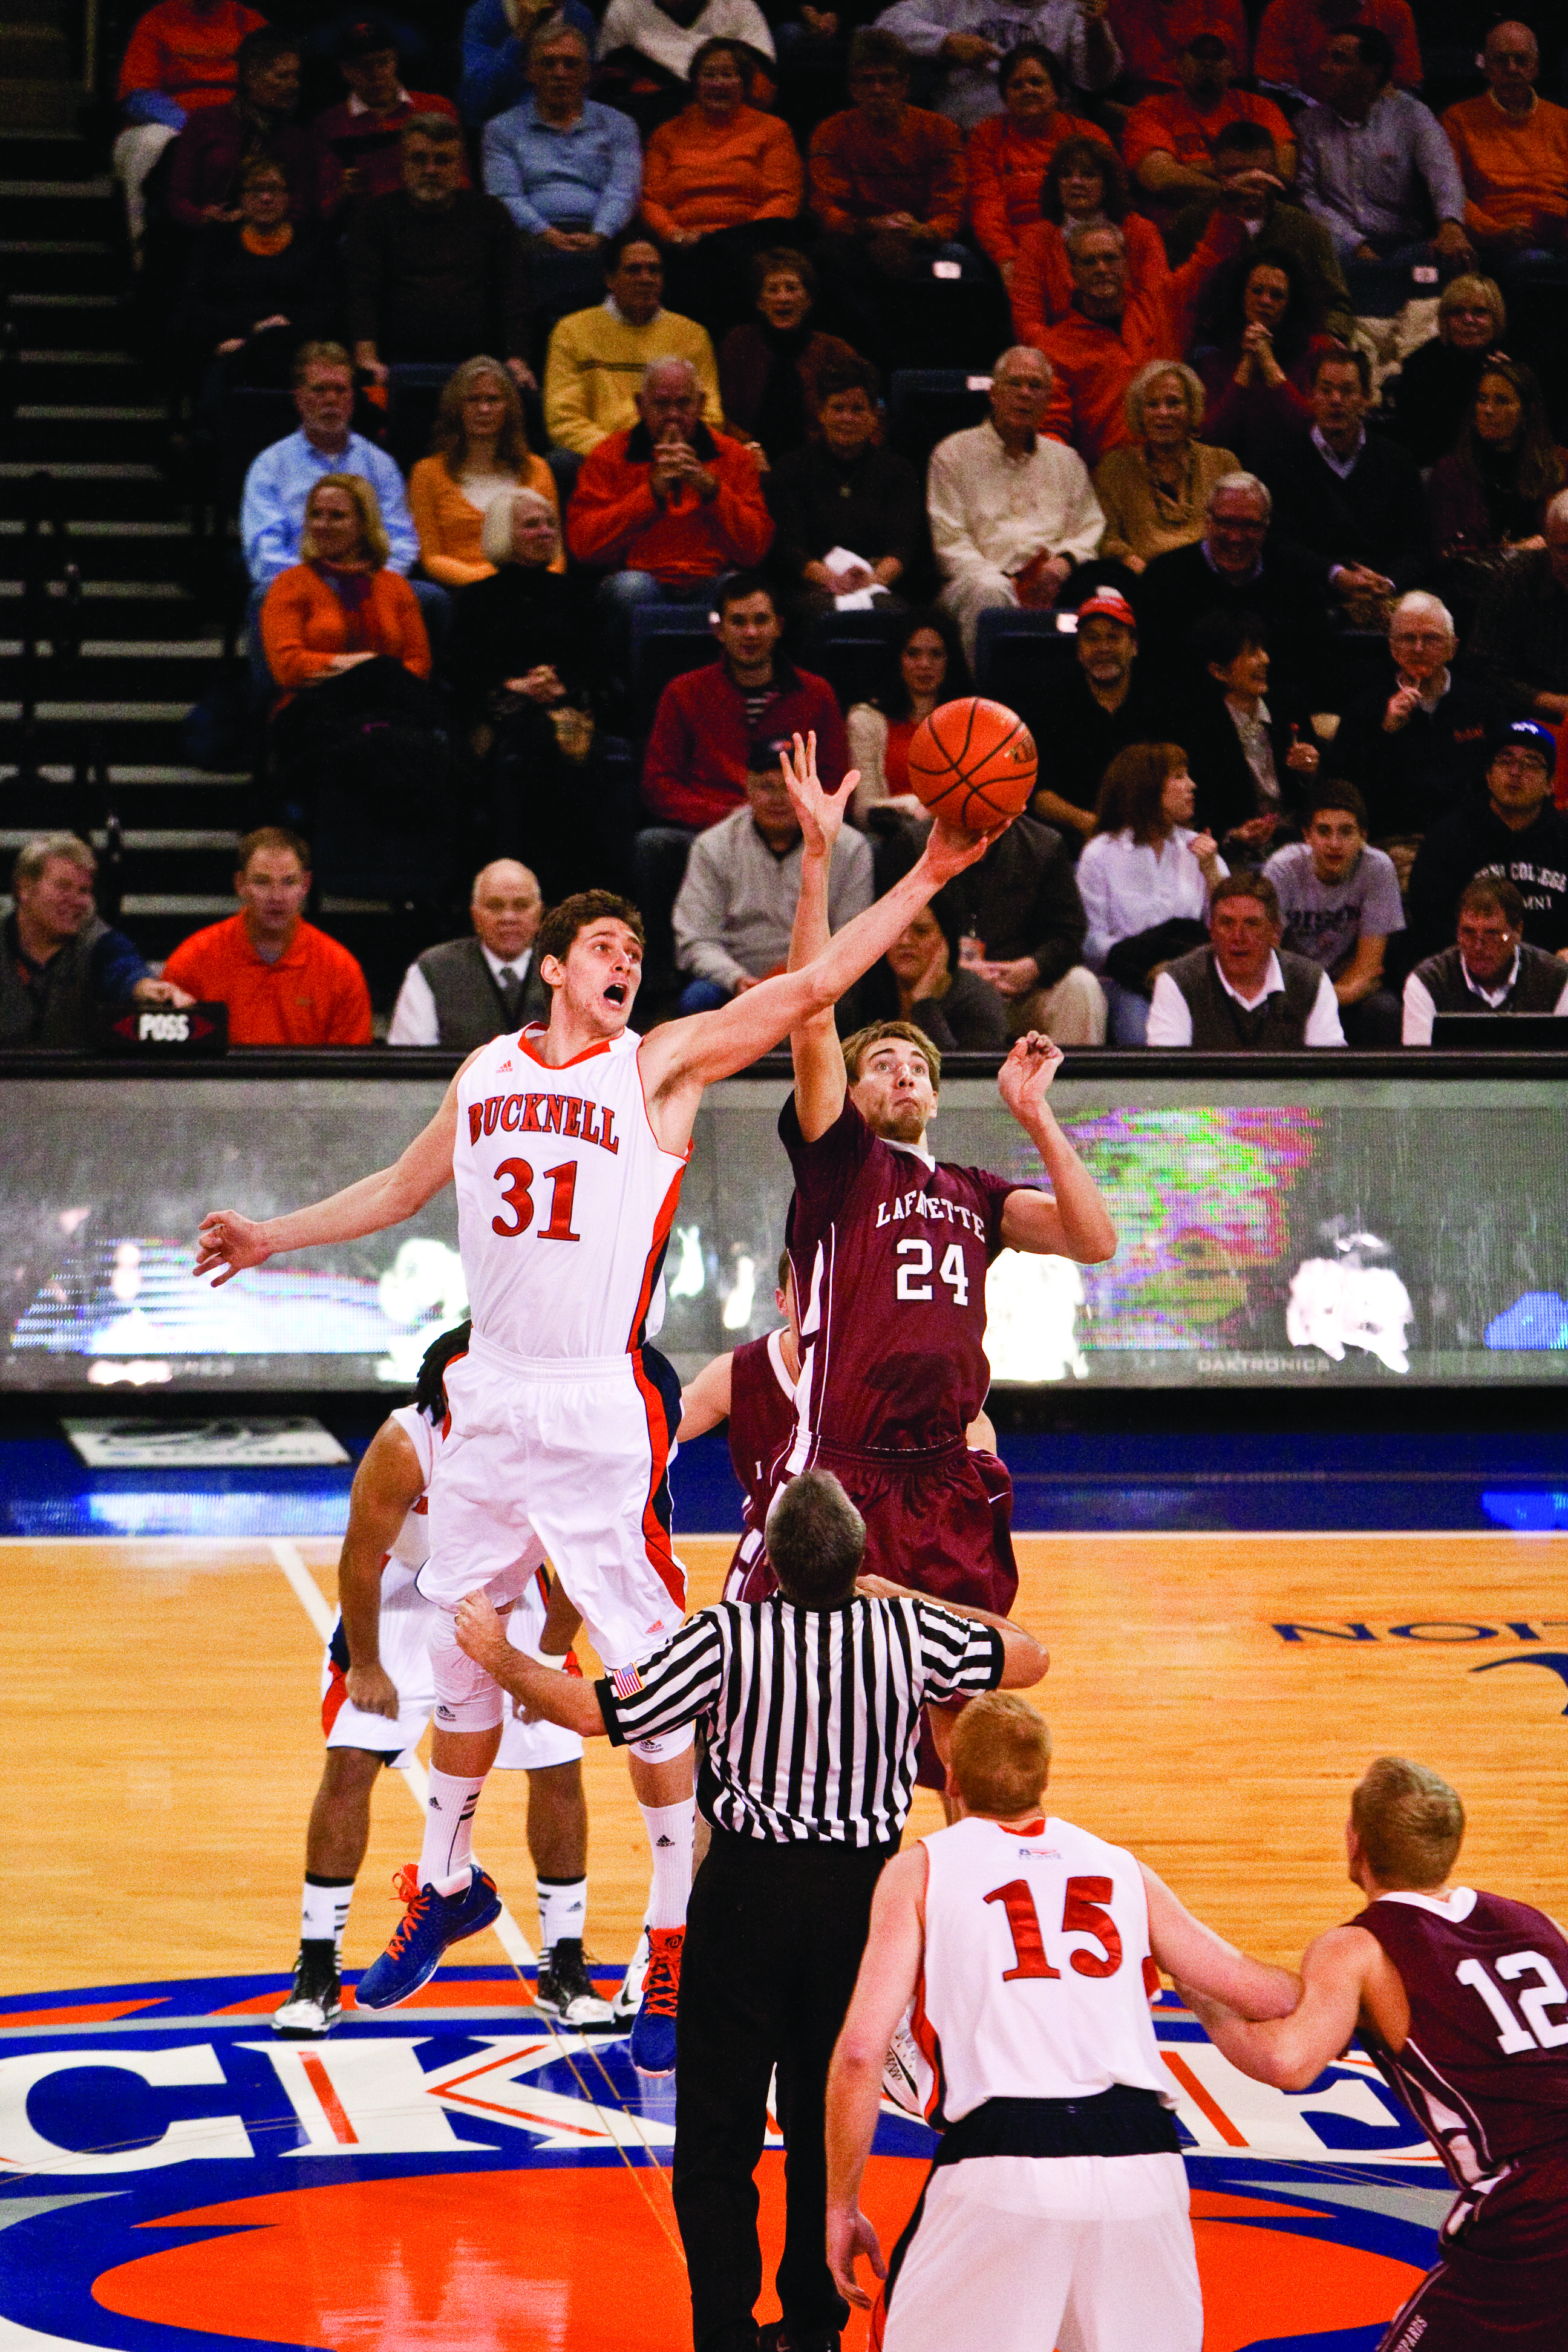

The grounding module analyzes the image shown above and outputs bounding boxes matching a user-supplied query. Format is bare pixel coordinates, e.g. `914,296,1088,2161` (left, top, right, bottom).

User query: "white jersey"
452,1025,689,1361
387,1400,437,1576
913,1814,1172,2127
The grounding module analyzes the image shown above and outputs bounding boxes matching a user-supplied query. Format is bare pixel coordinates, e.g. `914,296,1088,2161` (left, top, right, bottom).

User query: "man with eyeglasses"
1406,720,1568,963
1134,469,1330,714
1403,874,1568,1044
1442,21,1568,270
1335,590,1497,846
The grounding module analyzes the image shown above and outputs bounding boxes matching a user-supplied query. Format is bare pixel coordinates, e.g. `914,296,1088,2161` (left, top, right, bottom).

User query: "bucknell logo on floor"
0,1976,1447,2351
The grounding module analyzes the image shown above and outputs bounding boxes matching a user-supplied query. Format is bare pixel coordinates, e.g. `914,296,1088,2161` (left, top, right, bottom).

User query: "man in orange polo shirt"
162,827,373,1045
1442,21,1568,267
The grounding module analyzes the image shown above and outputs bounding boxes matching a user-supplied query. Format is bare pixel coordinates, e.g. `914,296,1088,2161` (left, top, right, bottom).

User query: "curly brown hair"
535,890,646,976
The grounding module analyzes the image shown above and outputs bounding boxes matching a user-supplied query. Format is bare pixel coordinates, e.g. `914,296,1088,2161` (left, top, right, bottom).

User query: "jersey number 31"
492,1158,581,1242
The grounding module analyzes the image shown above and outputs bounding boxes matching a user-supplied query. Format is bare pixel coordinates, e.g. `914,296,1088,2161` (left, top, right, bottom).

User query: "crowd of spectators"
18,0,1567,1056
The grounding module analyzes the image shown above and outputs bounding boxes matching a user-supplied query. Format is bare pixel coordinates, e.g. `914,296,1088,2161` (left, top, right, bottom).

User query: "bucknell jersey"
453,1026,688,1360
911,1814,1171,2129
722,1328,797,1604
1355,1888,1568,2199
779,1096,1021,1460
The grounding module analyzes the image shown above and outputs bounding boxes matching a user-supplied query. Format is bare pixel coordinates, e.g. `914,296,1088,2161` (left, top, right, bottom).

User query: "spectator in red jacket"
566,355,774,657
1010,135,1168,348
1039,171,1269,466
964,43,1112,286
166,27,337,230
313,16,462,212
632,573,847,995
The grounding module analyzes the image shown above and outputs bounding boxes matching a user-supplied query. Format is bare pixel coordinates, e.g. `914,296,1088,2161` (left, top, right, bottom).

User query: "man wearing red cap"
1031,587,1158,852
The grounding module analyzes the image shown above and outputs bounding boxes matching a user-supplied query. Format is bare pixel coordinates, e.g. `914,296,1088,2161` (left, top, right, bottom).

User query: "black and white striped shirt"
595,1595,1005,1846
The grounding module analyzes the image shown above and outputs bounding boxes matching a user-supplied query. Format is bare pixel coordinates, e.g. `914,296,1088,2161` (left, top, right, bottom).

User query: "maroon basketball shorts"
815,1438,1019,1789
1380,2150,1568,2351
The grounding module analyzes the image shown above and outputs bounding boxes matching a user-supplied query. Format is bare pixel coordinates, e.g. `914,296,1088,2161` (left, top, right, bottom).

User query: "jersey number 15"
985,1876,1123,1981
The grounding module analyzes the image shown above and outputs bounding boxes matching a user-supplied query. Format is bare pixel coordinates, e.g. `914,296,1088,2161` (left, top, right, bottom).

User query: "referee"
456,1469,1048,2352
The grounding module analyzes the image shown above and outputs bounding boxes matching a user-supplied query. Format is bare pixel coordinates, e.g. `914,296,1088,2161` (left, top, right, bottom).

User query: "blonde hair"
1438,273,1505,338
480,485,555,566
1351,1756,1465,1889
841,1018,941,1091
950,1693,1053,1817
1125,358,1205,436
301,472,390,569
431,356,532,483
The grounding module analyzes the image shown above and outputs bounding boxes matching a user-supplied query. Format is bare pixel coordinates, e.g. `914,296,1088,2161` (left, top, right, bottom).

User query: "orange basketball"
906,696,1037,832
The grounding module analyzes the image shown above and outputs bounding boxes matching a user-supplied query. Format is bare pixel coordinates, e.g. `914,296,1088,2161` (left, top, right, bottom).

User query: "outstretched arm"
639,790,1005,1151
1179,1924,1376,2092
676,1348,734,1442
194,1064,469,1285
453,1592,607,1737
784,732,853,1143
995,1035,1116,1264
826,1847,927,2307
1142,1866,1299,2022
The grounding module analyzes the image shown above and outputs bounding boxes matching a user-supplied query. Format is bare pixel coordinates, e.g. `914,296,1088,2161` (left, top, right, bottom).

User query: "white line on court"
267,1538,537,1968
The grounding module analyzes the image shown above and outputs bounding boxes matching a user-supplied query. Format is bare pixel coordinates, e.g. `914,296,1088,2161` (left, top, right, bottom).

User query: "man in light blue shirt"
1296,25,1472,313
241,341,419,588
482,20,642,309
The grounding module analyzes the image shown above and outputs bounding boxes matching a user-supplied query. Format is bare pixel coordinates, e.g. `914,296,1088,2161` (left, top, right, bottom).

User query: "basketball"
906,696,1038,832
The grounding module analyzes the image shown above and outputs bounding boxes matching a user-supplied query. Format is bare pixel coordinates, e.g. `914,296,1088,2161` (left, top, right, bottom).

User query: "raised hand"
194,1208,270,1288
923,810,1011,882
781,730,855,857
997,1030,1064,1119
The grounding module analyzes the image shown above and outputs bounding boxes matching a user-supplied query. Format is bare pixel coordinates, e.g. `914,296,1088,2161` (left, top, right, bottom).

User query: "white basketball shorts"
322,1571,582,1771
874,2153,1201,2352
420,1333,688,1673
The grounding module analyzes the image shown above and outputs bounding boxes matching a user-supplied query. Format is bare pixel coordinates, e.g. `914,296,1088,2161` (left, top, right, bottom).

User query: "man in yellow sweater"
1442,21,1568,264
543,227,723,455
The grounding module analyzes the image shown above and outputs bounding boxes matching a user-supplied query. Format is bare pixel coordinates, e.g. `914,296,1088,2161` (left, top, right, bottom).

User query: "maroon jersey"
779,1095,1021,1460
1355,1888,1568,2201
721,1327,797,1604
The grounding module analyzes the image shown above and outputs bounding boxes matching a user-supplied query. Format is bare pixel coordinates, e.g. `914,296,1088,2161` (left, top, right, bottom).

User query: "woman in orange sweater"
639,39,804,333
407,356,560,587
261,473,430,708
965,44,1112,286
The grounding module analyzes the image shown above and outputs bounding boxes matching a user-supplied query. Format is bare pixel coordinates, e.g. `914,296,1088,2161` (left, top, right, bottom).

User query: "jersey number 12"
1455,1952,1568,2053
896,1237,969,1307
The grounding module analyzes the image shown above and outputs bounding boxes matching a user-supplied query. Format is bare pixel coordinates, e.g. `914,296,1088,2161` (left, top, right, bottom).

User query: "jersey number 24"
896,1237,970,1307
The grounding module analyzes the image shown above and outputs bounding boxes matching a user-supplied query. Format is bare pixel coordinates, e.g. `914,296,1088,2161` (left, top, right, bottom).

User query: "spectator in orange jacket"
1122,33,1295,229
1010,136,1168,350
1039,172,1268,466
566,355,774,652
964,42,1112,285
808,30,965,273
1442,22,1568,267
260,472,431,708
640,38,803,333
162,826,373,1045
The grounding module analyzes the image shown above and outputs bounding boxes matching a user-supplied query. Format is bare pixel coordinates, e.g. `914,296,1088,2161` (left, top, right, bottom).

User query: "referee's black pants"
673,1826,895,2352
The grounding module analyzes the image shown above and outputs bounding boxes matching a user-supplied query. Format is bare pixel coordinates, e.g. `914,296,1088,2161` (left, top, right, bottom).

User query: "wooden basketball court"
4,1526,1564,2351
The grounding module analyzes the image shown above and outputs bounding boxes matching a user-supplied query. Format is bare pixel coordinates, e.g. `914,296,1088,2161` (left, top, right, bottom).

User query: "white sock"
537,1876,587,1955
301,1877,353,1959
420,1767,485,1896
640,1800,694,1932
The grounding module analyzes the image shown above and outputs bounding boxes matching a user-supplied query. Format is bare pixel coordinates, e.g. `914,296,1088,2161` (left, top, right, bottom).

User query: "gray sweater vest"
415,935,547,1051
1412,942,1566,1017
0,913,109,1047
1166,944,1323,1048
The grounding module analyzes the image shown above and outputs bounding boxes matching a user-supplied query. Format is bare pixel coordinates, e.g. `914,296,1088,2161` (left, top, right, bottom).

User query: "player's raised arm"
783,732,854,1143
825,1847,929,2307
996,1033,1117,1265
676,1349,734,1442
641,792,1005,1134
193,1057,472,1285
1177,1923,1378,2092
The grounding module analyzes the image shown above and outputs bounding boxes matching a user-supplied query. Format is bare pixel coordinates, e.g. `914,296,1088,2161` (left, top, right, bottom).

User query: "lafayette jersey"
779,1096,1019,1457
453,1025,688,1360
912,1813,1171,2129
1355,1889,1568,2192
722,1328,797,1604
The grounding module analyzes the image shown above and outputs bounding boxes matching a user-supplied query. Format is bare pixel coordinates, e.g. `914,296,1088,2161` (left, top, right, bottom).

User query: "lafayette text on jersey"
912,1812,1172,2131
595,1593,1004,1846
453,1025,688,1360
780,1096,1021,1460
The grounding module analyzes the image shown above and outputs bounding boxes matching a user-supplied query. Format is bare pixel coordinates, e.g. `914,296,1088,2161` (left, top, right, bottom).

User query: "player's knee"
629,1723,693,1764
321,1746,387,1795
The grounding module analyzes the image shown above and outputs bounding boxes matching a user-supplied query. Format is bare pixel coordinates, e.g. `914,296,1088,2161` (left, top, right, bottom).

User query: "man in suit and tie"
388,858,547,1047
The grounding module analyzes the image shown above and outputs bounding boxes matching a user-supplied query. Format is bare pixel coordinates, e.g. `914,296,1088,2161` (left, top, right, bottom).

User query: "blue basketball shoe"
356,1863,501,2009
628,1925,683,2074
